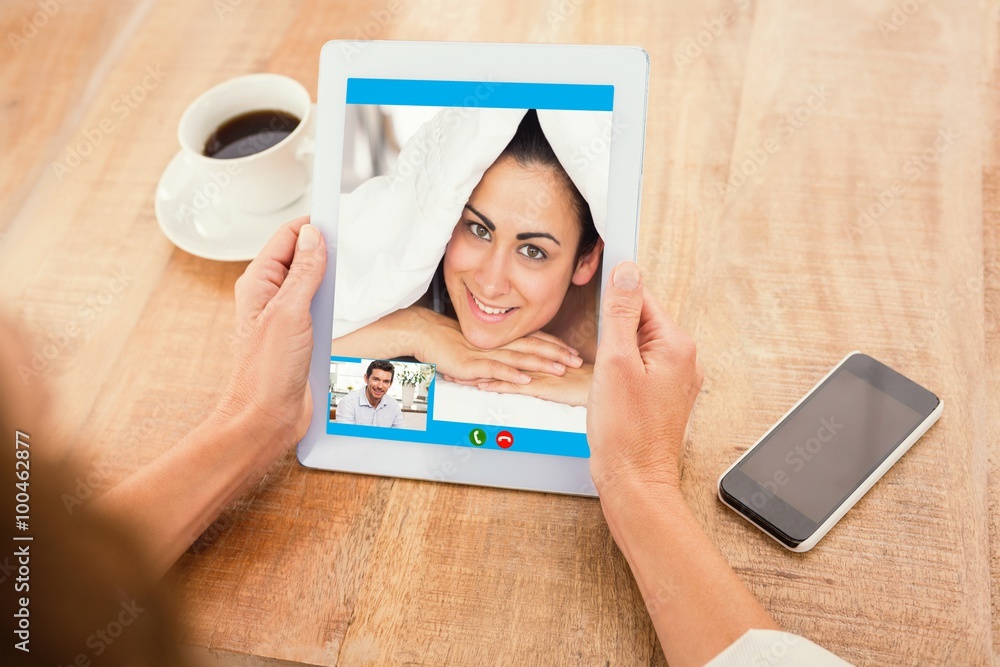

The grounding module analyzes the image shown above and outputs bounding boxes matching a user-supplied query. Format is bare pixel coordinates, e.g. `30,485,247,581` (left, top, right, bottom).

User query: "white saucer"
154,150,311,261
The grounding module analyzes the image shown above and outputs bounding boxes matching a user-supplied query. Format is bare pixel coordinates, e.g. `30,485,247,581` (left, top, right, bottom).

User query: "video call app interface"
327,78,615,458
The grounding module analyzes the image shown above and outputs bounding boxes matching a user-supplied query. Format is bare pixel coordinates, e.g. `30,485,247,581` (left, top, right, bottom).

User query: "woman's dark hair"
366,359,396,381
498,109,601,260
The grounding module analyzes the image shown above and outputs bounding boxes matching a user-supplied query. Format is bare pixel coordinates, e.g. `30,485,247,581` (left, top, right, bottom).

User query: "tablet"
298,40,648,496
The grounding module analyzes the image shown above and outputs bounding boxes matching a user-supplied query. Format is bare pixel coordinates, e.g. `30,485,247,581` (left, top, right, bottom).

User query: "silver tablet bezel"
298,40,649,496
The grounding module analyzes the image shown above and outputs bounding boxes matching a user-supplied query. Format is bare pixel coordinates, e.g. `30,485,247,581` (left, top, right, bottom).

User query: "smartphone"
718,352,942,552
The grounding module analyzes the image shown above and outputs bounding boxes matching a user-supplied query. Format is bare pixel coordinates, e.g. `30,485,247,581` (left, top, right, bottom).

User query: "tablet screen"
327,78,616,458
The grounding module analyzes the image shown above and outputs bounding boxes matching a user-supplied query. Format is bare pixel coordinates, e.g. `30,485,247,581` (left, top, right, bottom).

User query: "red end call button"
496,430,514,449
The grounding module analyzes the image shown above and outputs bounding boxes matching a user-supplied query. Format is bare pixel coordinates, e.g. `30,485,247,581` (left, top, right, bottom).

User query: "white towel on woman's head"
334,106,611,335
333,107,524,336
537,108,611,236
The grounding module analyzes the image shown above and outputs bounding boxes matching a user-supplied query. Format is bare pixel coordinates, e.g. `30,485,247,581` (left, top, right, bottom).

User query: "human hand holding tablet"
298,41,649,495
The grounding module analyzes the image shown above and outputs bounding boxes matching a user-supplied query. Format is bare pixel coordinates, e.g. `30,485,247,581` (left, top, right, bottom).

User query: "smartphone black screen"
720,354,940,547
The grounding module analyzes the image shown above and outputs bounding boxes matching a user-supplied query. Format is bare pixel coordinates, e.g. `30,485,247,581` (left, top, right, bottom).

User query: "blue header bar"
346,78,614,111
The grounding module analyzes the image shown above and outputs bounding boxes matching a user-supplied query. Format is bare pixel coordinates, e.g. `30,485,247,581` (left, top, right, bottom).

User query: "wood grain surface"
1,0,997,665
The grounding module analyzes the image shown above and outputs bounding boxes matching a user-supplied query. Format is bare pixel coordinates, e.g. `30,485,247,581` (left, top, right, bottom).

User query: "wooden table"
2,0,996,664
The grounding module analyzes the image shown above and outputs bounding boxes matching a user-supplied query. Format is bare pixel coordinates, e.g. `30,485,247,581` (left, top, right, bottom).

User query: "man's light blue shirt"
335,387,405,428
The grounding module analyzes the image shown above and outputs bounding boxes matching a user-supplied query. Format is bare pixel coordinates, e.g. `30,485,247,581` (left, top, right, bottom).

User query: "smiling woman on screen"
331,110,604,407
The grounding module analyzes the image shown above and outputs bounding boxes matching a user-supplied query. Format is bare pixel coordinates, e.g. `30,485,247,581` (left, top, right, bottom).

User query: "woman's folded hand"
474,363,593,407
414,307,582,384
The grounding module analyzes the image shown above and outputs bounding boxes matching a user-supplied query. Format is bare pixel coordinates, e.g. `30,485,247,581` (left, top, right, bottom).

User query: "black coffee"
203,109,300,159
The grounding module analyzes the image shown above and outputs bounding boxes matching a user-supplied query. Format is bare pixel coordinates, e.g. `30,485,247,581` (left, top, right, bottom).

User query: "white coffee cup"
177,73,314,215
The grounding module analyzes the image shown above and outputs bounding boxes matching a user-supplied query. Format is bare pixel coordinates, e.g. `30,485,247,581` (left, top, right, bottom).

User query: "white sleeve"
335,393,355,423
705,629,853,667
